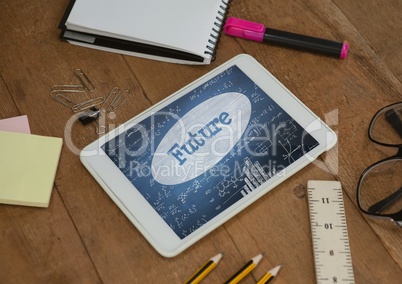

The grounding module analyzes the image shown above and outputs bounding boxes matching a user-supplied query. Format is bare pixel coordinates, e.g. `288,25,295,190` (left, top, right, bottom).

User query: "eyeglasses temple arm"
368,186,402,213
385,109,402,138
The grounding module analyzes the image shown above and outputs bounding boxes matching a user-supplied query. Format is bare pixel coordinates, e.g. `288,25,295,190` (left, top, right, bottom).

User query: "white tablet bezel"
80,54,337,257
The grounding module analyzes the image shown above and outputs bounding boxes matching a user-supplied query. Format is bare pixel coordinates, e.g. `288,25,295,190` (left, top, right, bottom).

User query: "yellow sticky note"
0,131,63,207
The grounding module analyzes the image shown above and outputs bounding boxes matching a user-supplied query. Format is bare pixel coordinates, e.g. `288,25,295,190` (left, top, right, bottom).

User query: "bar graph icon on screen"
240,158,273,196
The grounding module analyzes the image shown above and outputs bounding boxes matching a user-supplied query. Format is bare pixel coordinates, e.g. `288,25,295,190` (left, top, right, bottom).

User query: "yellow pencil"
183,253,223,284
256,265,281,284
224,253,264,284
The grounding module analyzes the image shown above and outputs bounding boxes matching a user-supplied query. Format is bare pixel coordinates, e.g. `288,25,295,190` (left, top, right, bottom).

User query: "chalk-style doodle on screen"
102,65,319,239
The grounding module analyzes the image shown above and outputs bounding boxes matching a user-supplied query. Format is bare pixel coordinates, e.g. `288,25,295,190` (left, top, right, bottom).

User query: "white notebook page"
66,0,226,58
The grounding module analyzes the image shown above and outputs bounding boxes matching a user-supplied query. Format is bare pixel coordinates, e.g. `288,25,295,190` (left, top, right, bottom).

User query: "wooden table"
1,0,401,283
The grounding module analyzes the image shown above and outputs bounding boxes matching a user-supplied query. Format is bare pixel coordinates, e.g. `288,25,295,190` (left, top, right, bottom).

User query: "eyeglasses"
356,102,402,227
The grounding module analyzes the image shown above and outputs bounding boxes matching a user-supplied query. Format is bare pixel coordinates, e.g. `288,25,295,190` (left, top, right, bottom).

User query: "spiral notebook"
59,0,231,64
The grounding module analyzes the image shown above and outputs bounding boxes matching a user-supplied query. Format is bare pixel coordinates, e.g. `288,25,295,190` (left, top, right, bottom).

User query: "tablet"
80,54,337,257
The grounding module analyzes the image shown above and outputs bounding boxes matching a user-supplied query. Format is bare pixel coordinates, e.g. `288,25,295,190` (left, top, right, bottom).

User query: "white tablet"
80,54,337,257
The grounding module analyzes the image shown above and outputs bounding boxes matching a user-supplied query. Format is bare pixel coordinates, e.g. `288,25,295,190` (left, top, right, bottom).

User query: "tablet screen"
101,64,319,239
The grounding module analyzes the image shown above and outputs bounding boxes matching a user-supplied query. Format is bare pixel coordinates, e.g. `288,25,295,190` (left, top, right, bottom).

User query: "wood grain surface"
0,0,401,283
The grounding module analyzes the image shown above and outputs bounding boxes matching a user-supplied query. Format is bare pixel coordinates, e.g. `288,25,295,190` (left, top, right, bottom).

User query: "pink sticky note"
0,115,31,134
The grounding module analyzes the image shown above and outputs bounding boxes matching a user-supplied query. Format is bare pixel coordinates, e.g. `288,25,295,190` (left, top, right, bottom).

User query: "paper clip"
109,89,131,111
101,87,131,113
72,97,104,113
94,87,131,135
51,84,86,93
75,69,96,92
52,93,78,108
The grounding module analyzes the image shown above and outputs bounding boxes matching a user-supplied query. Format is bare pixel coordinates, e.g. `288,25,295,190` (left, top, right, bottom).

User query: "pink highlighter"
224,17,349,59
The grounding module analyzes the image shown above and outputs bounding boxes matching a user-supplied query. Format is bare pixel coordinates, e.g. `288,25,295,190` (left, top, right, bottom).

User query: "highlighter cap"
340,42,349,59
224,17,265,42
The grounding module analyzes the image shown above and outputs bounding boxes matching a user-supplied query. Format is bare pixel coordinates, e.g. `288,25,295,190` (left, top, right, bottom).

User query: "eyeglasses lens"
359,103,402,217
359,159,402,215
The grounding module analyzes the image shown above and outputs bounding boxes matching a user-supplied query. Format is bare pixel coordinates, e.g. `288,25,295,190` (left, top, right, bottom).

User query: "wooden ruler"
307,180,355,284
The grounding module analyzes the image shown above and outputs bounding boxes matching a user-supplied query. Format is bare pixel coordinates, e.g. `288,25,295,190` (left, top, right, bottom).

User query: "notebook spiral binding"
204,0,231,60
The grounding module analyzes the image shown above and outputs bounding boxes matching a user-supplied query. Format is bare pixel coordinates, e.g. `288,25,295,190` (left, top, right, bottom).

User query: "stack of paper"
0,115,63,207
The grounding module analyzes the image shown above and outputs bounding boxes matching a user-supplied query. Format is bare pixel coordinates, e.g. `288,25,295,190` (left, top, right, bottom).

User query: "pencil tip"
253,253,264,264
212,253,224,263
270,265,282,276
